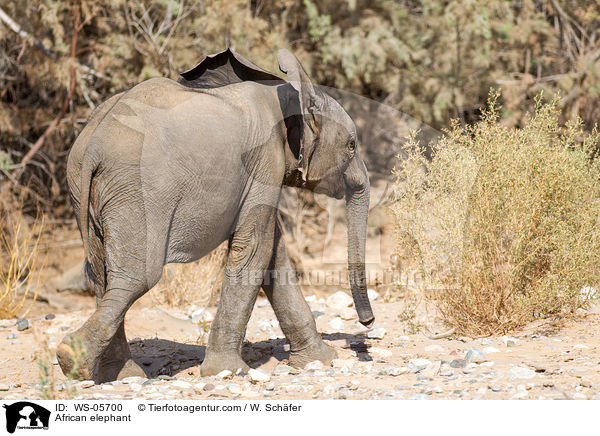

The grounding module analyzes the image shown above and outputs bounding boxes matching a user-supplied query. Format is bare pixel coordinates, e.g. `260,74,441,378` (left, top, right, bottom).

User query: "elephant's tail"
79,152,99,263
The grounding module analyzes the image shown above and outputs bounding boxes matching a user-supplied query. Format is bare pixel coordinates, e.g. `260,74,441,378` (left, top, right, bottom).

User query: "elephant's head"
179,48,374,327
277,50,375,327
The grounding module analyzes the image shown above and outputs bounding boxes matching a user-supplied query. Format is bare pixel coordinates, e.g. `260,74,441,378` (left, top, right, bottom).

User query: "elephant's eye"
348,139,356,152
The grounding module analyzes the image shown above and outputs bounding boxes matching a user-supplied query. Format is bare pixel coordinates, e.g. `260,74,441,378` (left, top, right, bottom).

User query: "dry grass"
151,243,228,309
35,332,85,400
391,92,600,335
0,199,43,319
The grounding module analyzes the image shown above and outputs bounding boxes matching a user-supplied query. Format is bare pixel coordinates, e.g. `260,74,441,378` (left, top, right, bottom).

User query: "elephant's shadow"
129,333,371,378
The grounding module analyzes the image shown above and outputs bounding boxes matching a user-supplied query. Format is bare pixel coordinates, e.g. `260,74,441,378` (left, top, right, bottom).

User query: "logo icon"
3,402,50,433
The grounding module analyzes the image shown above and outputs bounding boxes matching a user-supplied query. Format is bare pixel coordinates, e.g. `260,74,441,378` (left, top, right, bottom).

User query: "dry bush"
151,243,227,309
0,198,42,318
391,92,600,335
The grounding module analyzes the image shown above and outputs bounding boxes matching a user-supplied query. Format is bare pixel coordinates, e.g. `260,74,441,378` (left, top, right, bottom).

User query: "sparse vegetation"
0,201,42,319
36,335,86,399
392,92,600,335
3,1,600,213
1,0,600,343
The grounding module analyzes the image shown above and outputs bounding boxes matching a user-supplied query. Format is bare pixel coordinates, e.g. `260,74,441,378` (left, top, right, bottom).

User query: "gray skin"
57,48,374,382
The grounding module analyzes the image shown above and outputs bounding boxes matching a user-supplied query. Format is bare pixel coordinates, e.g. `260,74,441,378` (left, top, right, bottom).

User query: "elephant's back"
69,78,266,265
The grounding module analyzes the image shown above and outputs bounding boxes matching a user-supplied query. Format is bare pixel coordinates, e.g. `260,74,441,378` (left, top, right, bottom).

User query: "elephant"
57,48,374,382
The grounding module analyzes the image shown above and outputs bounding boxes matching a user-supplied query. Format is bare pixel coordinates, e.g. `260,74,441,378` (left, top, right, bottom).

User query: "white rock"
339,308,357,320
121,376,142,384
305,360,324,371
335,366,350,375
508,366,536,380
370,347,392,360
356,362,373,373
328,317,344,331
579,286,598,301
241,390,261,398
574,344,589,350
323,384,335,395
379,366,408,376
129,383,143,392
332,359,356,368
216,370,233,379
367,328,386,339
256,299,269,308
326,291,353,310
424,345,444,353
248,369,270,382
272,364,295,376
193,382,206,391
258,319,277,331
79,380,95,389
465,348,487,363
283,384,306,393
227,384,242,394
367,289,379,300
172,380,192,389
483,346,501,354
305,295,317,303
408,358,432,372
421,361,441,378
101,384,114,391
186,304,199,317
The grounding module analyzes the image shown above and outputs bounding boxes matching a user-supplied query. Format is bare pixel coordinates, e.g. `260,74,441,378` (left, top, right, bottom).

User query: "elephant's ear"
179,48,282,88
277,49,324,183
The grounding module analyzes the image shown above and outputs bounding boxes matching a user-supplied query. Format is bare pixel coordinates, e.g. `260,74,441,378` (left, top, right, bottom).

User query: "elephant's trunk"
344,155,375,327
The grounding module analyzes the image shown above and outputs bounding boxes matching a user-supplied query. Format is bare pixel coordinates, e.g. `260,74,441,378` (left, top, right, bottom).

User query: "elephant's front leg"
263,225,337,368
200,205,277,376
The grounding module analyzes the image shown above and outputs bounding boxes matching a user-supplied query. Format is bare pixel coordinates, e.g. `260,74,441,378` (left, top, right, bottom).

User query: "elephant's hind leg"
262,225,337,368
57,278,151,382
57,208,161,382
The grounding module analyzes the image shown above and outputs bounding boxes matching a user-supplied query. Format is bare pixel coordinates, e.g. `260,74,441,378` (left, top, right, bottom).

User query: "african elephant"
57,48,374,382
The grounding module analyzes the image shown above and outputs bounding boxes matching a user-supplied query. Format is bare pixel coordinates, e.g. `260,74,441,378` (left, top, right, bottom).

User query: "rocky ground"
1,288,600,401
2,183,599,401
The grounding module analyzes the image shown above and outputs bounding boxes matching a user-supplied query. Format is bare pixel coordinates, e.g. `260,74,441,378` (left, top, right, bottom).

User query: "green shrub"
391,92,600,335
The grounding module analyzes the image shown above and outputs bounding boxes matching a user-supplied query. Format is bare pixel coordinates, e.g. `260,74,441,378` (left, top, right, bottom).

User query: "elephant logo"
2,402,50,433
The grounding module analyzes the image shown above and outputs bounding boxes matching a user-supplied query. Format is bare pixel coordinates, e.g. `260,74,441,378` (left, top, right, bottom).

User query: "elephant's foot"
57,324,144,383
289,340,337,369
56,332,95,381
94,325,145,382
200,351,250,376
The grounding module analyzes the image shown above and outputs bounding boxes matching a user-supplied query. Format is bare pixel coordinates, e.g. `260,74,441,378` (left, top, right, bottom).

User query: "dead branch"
0,5,108,81
0,2,81,196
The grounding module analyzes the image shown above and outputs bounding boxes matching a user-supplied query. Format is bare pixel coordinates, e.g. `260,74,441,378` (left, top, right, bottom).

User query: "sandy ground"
1,292,600,400
1,184,599,400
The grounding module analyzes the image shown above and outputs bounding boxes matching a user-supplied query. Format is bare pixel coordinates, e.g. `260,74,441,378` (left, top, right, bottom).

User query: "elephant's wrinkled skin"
58,48,374,382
